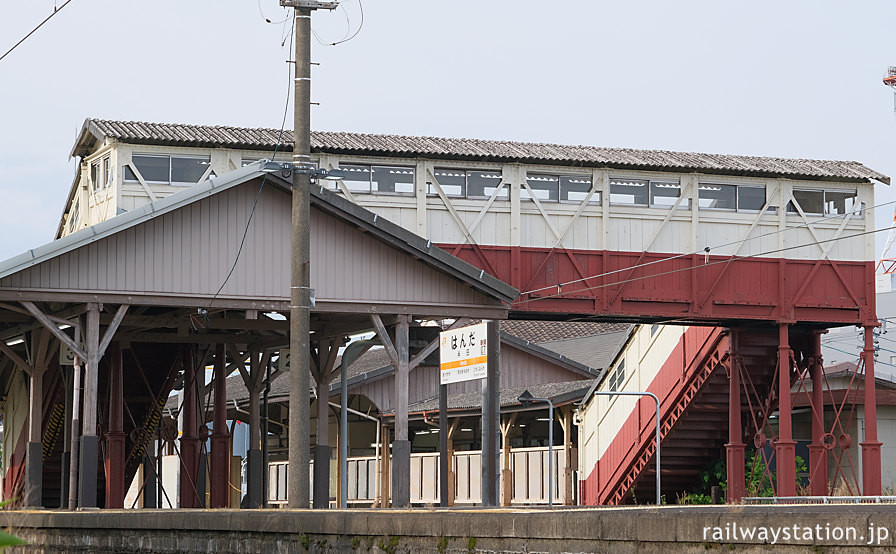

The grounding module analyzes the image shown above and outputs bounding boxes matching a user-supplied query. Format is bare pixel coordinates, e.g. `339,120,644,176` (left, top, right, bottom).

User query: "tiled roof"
76,118,890,184
501,320,632,371
502,321,629,343
538,329,631,371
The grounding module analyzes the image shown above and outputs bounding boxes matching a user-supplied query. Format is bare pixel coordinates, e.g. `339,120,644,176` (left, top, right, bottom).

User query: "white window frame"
340,163,415,196
788,188,860,217
699,182,774,213
124,153,211,186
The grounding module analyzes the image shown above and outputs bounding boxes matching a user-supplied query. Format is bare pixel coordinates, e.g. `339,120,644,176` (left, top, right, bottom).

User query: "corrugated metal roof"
76,118,890,184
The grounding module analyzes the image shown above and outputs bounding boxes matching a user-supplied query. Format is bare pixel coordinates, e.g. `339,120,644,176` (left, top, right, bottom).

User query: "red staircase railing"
596,327,729,505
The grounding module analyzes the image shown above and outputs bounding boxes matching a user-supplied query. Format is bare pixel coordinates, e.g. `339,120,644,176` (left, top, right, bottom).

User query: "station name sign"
439,322,488,385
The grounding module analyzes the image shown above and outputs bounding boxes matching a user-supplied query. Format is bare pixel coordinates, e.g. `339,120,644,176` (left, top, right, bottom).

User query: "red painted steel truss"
444,245,876,325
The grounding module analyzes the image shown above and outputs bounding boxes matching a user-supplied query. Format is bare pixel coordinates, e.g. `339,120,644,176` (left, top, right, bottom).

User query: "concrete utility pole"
281,0,337,509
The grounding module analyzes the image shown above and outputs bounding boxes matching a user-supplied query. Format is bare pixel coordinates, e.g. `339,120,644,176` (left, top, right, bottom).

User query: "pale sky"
1,1,895,262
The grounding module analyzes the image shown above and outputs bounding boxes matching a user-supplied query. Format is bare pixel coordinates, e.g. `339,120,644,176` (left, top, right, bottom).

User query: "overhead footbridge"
44,119,891,504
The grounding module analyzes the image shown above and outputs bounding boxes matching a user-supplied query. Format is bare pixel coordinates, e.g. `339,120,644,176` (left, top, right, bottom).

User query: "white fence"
268,446,566,506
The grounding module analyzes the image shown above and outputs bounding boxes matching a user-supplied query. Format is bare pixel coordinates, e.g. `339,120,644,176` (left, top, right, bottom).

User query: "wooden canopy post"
371,314,412,507
232,344,270,508
60,362,74,508
447,419,459,506
79,303,101,508
380,420,391,507
24,330,47,508
312,338,340,509
559,407,575,505
500,413,517,506
392,316,411,507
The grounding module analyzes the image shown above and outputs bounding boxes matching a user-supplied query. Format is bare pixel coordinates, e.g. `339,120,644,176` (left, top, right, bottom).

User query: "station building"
0,118,886,508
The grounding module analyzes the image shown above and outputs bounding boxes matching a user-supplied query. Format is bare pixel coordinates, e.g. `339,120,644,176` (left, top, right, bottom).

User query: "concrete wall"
3,506,896,553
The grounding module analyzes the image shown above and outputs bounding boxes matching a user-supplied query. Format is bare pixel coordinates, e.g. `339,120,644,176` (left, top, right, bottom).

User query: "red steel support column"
725,330,745,502
105,343,126,508
180,348,200,508
861,325,882,495
210,344,230,508
809,331,828,496
776,323,796,497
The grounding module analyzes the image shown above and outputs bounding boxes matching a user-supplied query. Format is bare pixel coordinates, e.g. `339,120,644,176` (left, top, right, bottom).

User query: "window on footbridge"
610,178,684,208
340,164,415,195
524,174,561,202
699,183,773,212
430,168,506,199
525,173,596,204
124,154,211,187
787,189,859,216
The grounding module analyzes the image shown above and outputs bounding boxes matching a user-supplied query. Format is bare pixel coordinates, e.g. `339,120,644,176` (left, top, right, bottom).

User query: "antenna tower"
878,68,896,274
886,67,896,112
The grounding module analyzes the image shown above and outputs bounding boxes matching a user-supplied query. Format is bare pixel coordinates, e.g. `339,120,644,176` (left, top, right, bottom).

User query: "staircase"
596,327,728,504
586,326,784,505
629,328,780,503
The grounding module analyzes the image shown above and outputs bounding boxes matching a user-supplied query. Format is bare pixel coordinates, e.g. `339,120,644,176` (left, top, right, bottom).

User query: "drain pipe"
67,325,82,510
593,391,662,505
338,339,378,508
262,357,271,507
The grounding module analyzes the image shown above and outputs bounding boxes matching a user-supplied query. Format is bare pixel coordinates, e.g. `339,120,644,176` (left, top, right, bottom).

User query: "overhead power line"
0,1,74,64
204,10,296,319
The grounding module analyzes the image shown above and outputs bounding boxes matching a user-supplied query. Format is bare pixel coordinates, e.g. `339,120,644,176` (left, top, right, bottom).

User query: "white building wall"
59,144,877,268
577,325,685,486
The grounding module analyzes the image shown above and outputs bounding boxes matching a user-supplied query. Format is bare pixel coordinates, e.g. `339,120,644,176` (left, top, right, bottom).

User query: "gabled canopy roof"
0,163,517,313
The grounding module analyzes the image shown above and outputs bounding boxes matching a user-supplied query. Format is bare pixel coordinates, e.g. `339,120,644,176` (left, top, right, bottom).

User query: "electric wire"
513,223,896,306
0,0,74,63
329,0,363,46
312,0,363,46
823,343,896,370
205,11,295,318
257,0,291,24
521,197,896,297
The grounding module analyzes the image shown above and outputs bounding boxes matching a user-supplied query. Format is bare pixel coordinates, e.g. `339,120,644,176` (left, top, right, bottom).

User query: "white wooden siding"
60,142,877,266
577,325,687,482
